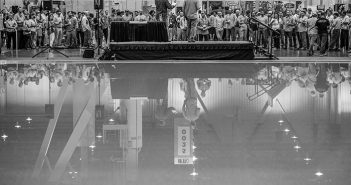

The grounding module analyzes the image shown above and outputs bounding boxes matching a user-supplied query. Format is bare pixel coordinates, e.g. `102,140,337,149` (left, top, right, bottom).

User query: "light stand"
32,0,69,58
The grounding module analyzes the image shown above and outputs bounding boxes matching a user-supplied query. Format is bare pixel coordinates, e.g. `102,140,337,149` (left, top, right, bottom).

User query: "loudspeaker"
94,0,104,10
42,1,53,11
45,104,54,119
83,49,95,58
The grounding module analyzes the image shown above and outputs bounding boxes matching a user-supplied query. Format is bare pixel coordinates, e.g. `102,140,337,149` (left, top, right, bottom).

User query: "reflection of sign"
174,118,193,165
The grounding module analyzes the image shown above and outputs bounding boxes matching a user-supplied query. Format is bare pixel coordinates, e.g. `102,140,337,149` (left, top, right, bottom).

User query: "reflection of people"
155,0,175,22
182,98,200,122
155,99,175,126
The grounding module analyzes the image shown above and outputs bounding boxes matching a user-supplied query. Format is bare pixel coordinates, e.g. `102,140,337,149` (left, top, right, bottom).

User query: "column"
73,80,96,184
125,99,142,182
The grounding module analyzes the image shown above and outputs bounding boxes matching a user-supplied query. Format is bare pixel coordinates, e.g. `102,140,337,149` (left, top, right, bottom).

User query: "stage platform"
99,41,255,60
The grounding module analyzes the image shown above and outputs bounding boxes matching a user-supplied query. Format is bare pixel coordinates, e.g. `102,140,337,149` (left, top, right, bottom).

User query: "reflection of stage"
100,41,255,60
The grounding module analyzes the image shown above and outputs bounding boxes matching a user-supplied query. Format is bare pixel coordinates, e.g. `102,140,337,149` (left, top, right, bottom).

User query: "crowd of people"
1,1,351,57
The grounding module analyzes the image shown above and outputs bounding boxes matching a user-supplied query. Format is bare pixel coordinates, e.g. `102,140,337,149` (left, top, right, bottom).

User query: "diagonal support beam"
32,81,69,178
48,109,92,182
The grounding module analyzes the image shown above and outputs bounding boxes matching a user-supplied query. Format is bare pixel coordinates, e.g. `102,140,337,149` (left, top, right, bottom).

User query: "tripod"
32,5,69,58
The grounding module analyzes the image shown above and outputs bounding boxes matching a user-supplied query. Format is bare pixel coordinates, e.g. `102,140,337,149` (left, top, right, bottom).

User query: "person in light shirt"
237,10,247,41
214,11,225,41
329,12,341,51
307,13,318,56
177,12,187,41
296,10,308,50
224,10,235,41
134,11,147,22
270,13,281,48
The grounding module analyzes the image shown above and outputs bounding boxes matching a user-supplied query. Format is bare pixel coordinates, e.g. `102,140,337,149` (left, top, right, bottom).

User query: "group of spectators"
1,64,104,88
1,6,111,51
1,1,351,58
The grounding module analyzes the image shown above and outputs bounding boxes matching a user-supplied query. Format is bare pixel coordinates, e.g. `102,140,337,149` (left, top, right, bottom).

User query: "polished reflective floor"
0,62,351,185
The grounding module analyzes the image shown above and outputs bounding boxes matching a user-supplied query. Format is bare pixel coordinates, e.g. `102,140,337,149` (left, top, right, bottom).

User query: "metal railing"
248,17,280,60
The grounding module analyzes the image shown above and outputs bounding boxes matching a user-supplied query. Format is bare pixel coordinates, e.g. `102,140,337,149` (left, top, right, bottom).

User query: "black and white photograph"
0,0,351,185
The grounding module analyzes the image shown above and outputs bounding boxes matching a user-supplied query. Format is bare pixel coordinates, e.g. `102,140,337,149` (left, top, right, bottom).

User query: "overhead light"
278,120,284,123
283,128,290,133
26,117,32,122
130,97,148,100
96,134,103,139
315,171,323,177
304,157,312,162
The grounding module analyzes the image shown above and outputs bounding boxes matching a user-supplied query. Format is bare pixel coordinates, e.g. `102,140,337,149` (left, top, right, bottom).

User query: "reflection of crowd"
257,63,351,97
0,64,105,87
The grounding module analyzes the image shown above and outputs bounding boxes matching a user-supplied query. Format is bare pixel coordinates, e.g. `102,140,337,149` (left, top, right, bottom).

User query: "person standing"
340,11,349,52
197,11,209,41
177,12,187,41
65,12,77,48
297,10,308,50
101,10,110,44
307,13,318,56
224,10,234,41
155,0,175,22
81,11,91,48
214,11,225,41
76,12,84,47
256,11,268,48
53,9,63,46
14,9,25,49
208,11,216,41
270,13,280,49
237,10,248,41
183,0,201,42
283,11,296,49
5,14,17,50
329,12,341,51
315,12,330,56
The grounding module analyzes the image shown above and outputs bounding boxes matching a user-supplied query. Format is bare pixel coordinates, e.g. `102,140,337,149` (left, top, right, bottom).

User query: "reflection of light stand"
32,0,68,58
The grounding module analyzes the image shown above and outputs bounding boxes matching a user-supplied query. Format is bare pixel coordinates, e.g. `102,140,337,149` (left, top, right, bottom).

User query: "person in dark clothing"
315,12,330,56
155,0,175,22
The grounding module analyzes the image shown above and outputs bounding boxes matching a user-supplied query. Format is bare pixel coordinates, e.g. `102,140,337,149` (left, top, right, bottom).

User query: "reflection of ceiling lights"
315,171,323,177
89,144,96,149
294,145,301,151
1,133,8,141
291,135,298,139
190,169,198,176
26,117,32,122
14,122,21,129
109,118,114,122
304,157,311,162
96,134,103,139
283,128,290,133
278,120,284,123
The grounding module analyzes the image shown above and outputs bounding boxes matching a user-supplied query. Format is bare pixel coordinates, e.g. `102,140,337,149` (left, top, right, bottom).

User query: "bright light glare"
190,171,198,176
304,157,312,161
192,156,198,161
14,123,21,129
278,120,284,123
26,117,32,121
109,118,114,122
294,145,301,149
284,128,290,133
1,134,8,141
89,144,96,149
291,136,298,139
96,135,103,138
315,171,323,176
